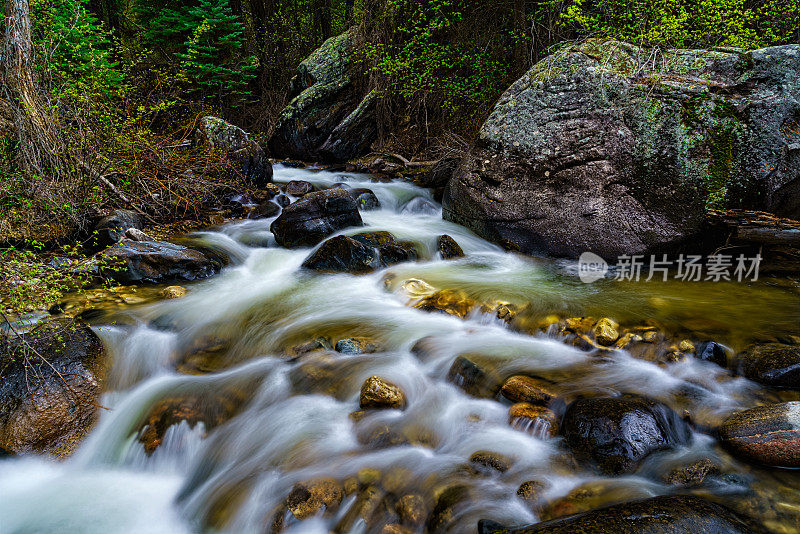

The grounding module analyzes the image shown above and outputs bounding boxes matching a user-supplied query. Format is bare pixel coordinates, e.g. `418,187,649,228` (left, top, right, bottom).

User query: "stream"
1,165,799,533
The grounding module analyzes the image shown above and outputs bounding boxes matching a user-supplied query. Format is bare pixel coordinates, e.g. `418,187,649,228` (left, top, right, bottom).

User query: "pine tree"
176,0,256,104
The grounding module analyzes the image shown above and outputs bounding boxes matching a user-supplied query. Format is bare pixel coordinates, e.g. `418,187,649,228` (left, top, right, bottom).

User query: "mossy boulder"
196,116,272,187
444,40,800,258
269,30,377,162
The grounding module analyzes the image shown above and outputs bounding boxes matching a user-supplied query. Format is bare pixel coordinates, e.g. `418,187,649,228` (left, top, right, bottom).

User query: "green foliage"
31,0,123,97
176,0,257,102
559,0,799,49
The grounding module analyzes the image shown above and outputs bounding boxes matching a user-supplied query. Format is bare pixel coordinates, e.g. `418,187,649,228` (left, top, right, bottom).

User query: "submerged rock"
359,376,407,410
196,115,272,187
248,201,281,219
469,450,513,473
268,30,376,162
561,395,692,474
335,337,379,355
413,289,475,319
478,495,762,533
447,355,501,398
284,180,316,197
350,188,381,210
501,375,556,405
719,402,800,467
161,285,187,299
101,238,221,284
436,234,464,259
736,343,800,388
271,189,363,248
0,319,106,456
286,478,344,520
444,40,800,258
509,403,558,438
696,340,729,367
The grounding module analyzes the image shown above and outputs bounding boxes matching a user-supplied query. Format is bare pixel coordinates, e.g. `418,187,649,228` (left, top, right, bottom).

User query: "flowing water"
1,165,799,533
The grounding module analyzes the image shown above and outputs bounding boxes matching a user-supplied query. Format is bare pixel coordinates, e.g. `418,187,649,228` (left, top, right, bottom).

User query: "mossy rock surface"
444,40,800,258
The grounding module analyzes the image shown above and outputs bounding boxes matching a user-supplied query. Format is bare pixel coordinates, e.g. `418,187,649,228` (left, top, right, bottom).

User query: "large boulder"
92,209,144,248
444,40,800,258
0,319,106,455
271,189,363,248
268,30,377,162
100,238,222,284
736,342,800,388
719,402,800,467
562,395,692,474
197,116,272,187
301,232,417,273
478,495,762,534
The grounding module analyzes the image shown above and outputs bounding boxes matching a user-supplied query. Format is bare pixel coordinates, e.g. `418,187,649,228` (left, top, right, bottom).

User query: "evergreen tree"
176,0,256,103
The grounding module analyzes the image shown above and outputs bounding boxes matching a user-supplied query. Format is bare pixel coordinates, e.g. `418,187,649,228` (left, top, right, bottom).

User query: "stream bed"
1,165,799,533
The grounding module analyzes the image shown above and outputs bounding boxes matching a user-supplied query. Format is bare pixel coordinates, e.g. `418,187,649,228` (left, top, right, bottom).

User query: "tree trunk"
1,0,57,176
512,0,528,73
313,0,332,40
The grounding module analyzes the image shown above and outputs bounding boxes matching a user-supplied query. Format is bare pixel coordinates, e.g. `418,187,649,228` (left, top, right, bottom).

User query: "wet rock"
736,343,800,388
247,201,281,219
381,525,413,534
286,478,344,520
696,341,729,367
334,484,386,532
516,480,545,503
593,318,619,346
378,242,419,267
196,115,272,187
501,375,556,405
562,395,692,474
401,197,439,215
274,194,291,208
479,494,763,533
100,238,221,284
396,494,427,527
268,30,376,162
427,485,472,533
270,189,363,248
719,402,800,467
509,403,558,438
284,180,315,197
335,337,379,355
447,355,501,398
93,209,144,248
469,450,513,473
161,285,187,299
302,235,379,273
413,289,475,319
0,319,106,455
359,376,407,410
436,234,464,259
138,387,248,453
445,41,800,258
351,231,397,247
350,188,381,210
662,457,719,486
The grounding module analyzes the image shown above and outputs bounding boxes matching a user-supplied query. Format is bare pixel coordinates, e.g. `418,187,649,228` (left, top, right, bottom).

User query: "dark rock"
274,194,291,208
562,395,692,474
444,40,800,258
719,402,800,467
447,355,501,398
269,31,377,162
427,485,472,533
335,337,379,355
737,343,800,388
696,341,729,367
286,478,344,520
478,495,763,533
248,201,281,219
197,116,272,187
271,189,363,248
436,235,464,259
0,319,106,455
417,157,461,189
302,235,380,273
285,180,316,197
662,457,719,486
101,239,221,284
350,188,381,210
0,445,12,458
302,232,417,273
93,209,143,248
359,376,407,410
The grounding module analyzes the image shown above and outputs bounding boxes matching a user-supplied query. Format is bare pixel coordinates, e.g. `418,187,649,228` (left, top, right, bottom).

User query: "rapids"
0,165,798,533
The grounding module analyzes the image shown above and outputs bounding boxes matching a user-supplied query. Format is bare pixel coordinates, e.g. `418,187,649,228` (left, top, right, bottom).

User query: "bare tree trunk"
1,0,60,177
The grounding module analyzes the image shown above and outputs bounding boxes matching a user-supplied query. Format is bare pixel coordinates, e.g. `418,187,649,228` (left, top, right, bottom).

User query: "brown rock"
396,494,427,526
413,289,475,319
509,403,559,437
517,480,545,502
436,234,465,259
161,285,187,299
737,343,800,388
360,376,407,410
593,318,620,346
663,457,719,486
719,402,800,467
447,355,501,398
469,450,513,473
286,478,344,520
501,375,556,405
